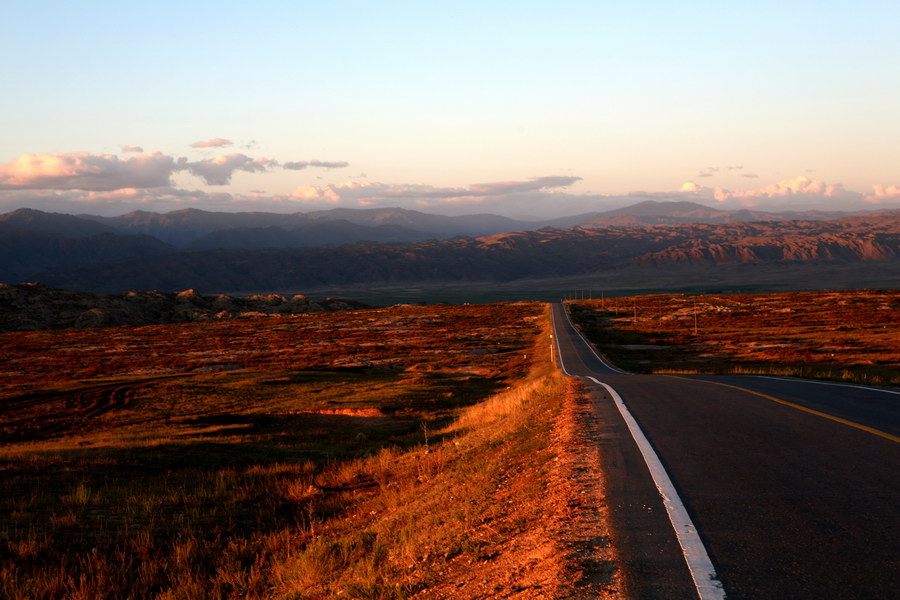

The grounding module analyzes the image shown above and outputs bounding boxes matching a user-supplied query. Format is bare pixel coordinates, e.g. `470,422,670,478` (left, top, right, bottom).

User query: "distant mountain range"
2,203,898,293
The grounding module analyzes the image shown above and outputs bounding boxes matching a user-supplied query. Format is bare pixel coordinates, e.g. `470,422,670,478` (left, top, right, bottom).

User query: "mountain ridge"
25,215,900,294
4,204,900,292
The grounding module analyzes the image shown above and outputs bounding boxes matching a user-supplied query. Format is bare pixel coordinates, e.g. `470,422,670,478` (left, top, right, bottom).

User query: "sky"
1,0,899,218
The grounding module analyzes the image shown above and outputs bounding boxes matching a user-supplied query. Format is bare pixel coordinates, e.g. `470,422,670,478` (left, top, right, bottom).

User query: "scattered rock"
0,283,369,331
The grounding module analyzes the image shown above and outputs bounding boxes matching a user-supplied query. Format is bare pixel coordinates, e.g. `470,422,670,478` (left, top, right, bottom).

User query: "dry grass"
0,302,619,599
568,290,900,386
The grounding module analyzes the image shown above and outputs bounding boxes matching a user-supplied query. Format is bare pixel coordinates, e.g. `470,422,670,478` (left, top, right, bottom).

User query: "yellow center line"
666,375,900,444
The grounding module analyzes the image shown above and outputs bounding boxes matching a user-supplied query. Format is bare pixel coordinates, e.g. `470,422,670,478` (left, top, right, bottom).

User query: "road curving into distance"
550,303,900,600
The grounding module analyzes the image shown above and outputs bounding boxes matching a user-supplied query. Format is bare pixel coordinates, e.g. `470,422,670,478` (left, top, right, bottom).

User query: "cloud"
696,165,750,179
865,184,900,203
291,181,464,204
287,176,584,211
675,176,877,210
0,152,179,191
468,176,582,196
679,182,705,193
190,138,233,148
0,186,239,216
0,150,355,192
183,153,276,185
716,176,851,202
308,160,350,169
4,146,896,218
281,160,352,171
121,145,144,153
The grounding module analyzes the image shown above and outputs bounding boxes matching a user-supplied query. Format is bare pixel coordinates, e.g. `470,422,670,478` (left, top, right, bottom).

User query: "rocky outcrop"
0,283,369,331
631,222,899,266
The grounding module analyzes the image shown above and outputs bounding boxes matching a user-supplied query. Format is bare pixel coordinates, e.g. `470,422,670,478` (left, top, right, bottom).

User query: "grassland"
0,303,619,599
567,290,900,386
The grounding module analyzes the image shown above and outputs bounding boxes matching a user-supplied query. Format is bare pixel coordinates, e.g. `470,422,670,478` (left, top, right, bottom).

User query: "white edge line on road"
559,303,630,375
750,375,900,396
584,375,726,600
551,306,725,600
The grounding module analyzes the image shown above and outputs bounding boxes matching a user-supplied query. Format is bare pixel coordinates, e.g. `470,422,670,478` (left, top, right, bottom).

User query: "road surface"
550,303,900,599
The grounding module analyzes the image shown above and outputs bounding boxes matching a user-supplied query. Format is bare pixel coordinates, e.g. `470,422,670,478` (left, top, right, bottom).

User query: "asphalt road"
550,303,900,600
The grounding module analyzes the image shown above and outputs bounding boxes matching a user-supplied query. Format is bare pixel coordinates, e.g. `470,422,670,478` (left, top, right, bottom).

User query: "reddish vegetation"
0,303,540,395
569,290,900,384
1,302,584,599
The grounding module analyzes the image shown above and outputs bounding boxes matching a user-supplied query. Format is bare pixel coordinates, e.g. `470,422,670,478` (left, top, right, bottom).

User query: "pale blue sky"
1,1,898,216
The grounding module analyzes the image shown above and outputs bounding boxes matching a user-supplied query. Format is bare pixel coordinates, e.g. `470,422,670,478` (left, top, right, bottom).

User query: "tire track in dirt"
0,377,177,443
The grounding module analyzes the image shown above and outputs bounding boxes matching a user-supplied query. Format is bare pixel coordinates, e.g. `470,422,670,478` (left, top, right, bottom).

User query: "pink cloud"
0,152,178,191
289,176,582,208
0,186,240,216
0,150,355,192
865,184,900,203
713,176,852,203
121,145,144,153
190,138,233,148
676,176,873,210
